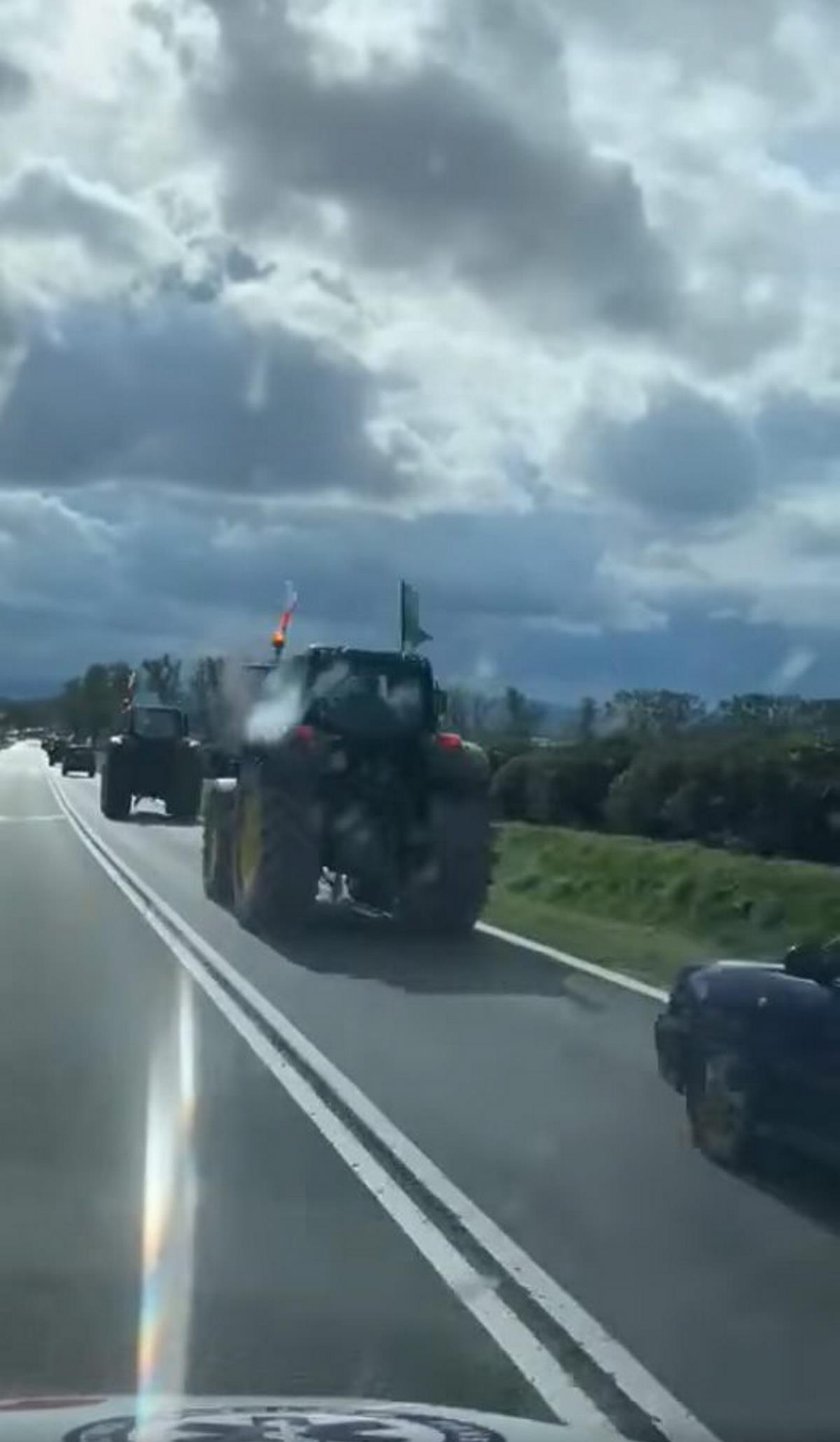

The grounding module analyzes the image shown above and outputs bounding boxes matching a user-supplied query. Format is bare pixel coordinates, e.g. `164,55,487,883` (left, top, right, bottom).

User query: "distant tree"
59,678,85,736
57,662,132,739
502,685,545,740
715,693,801,731
605,689,705,738
576,696,598,743
140,653,182,705
444,685,473,737
188,655,225,736
468,691,495,737
444,684,539,743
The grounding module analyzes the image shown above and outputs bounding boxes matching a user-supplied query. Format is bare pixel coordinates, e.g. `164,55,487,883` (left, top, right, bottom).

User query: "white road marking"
477,924,669,1003
51,769,719,1442
0,813,65,823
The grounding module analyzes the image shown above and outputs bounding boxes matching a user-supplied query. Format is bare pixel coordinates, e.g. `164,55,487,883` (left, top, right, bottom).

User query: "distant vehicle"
100,704,203,822
45,736,68,767
203,643,492,934
656,943,840,1169
61,741,96,778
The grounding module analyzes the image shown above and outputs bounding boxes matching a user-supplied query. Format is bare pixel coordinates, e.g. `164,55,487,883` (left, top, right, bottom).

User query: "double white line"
50,771,717,1442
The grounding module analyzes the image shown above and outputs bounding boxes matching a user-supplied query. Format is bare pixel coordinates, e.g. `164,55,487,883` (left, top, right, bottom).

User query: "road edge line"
50,770,717,1442
477,923,668,1003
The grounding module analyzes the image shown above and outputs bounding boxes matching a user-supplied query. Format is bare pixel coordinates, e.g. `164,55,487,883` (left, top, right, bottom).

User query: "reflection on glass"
136,970,197,1437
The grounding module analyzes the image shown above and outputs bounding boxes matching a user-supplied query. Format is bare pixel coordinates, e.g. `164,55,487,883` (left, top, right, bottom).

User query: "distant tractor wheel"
686,1049,757,1170
100,752,132,821
167,747,203,821
202,784,235,905
232,769,320,933
398,795,492,936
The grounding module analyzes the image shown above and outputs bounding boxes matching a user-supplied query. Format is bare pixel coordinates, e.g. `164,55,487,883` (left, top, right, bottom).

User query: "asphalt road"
0,743,536,1416
6,740,840,1440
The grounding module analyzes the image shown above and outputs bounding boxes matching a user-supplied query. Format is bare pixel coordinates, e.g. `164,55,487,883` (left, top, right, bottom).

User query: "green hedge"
491,734,840,864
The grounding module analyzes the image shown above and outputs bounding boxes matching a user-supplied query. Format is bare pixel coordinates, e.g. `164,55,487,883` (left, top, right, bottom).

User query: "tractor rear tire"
398,795,492,936
202,783,235,905
232,769,320,933
100,753,132,820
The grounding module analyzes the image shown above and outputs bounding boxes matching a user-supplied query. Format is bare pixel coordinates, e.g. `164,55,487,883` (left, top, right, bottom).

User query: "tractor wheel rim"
238,793,262,892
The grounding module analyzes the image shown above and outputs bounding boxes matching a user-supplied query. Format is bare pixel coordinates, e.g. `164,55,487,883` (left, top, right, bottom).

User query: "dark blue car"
655,943,840,1169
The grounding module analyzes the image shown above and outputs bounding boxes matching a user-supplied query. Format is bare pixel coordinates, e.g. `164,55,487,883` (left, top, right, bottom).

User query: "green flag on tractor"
400,581,431,651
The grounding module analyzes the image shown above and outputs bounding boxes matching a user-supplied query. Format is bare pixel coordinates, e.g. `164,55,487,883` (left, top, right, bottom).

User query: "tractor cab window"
132,708,182,739
307,657,431,733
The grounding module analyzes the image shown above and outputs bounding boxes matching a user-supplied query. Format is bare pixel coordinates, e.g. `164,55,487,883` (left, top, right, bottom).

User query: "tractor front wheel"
100,753,132,820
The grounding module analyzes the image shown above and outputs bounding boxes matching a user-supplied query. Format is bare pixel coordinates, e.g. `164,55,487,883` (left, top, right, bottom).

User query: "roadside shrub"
605,735,840,863
490,739,635,827
490,752,531,819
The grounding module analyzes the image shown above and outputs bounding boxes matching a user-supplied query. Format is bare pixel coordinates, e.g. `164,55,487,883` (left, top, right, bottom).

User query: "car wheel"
686,1048,756,1169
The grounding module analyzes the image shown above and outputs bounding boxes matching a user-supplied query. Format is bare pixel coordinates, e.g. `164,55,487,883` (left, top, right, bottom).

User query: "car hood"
0,1396,577,1441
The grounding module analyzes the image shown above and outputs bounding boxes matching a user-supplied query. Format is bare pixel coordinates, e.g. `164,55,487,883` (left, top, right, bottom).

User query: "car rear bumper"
654,1011,690,1092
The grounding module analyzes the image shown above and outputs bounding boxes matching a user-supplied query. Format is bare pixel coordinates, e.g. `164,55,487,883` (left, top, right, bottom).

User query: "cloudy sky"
1,0,840,699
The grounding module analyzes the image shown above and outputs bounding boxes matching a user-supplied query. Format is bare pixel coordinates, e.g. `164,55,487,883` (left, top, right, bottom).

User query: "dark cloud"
788,520,840,558
756,392,840,465
157,244,276,304
194,0,675,334
0,300,405,498
1,479,836,705
119,502,616,634
225,244,274,283
0,54,31,110
2,485,837,705
588,387,759,523
497,609,836,703
0,486,635,693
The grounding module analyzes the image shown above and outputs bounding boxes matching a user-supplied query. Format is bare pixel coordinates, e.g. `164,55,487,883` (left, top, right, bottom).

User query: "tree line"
570,688,840,741
0,653,227,742
1,660,550,748
492,688,840,866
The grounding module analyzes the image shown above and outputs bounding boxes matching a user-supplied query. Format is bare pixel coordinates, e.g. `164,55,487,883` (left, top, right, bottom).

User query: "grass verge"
484,823,840,990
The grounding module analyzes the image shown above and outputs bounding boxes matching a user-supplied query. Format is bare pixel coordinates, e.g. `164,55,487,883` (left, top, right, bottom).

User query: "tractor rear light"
436,731,462,750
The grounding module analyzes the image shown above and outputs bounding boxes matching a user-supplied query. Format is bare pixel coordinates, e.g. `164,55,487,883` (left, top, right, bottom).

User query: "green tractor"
100,704,204,822
202,645,493,935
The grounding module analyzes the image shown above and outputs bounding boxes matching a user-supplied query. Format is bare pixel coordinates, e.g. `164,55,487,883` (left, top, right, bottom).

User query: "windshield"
1,4,836,1440
308,658,430,733
132,709,182,740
